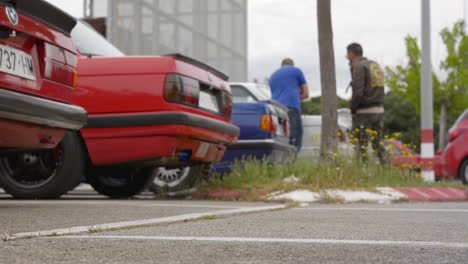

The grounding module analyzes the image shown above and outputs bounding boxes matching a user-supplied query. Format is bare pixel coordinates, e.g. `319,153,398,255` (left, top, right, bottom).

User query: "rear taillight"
284,120,290,137
448,128,465,142
39,42,77,88
261,114,278,137
164,74,200,107
221,92,233,117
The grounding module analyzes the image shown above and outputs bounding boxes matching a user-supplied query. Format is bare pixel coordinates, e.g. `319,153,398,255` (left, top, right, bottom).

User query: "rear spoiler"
8,0,77,36
164,53,229,81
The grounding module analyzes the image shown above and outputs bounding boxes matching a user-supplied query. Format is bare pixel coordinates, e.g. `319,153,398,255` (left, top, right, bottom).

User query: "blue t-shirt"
269,66,307,111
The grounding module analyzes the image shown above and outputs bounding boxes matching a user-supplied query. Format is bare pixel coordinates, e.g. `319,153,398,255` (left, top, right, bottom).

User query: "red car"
0,1,87,199
64,22,237,198
386,140,444,177
443,109,468,184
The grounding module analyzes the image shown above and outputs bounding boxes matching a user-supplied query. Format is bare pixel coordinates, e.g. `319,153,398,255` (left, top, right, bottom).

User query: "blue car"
214,83,297,173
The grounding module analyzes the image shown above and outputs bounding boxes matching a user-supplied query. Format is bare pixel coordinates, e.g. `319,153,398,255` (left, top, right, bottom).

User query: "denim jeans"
288,108,303,151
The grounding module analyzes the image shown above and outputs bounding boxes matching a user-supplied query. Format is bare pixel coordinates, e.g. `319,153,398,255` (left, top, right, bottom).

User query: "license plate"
199,91,219,113
0,44,36,81
277,125,285,136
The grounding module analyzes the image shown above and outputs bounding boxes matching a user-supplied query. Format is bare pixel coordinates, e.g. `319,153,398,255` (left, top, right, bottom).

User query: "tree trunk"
438,100,448,150
317,0,338,158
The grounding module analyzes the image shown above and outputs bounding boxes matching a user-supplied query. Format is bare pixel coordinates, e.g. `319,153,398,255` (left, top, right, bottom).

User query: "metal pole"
83,0,87,17
463,0,467,27
464,0,466,22
421,0,435,182
89,0,94,17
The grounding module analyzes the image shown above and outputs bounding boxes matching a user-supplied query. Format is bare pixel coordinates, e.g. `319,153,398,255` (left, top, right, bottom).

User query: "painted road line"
56,235,468,249
0,200,243,209
4,204,286,241
294,207,468,213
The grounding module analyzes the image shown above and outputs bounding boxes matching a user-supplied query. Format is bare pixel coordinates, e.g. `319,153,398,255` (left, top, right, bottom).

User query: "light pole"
421,0,435,182
83,0,94,17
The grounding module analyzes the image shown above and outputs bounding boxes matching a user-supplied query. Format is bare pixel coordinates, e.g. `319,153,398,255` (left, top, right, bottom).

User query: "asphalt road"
1,188,468,264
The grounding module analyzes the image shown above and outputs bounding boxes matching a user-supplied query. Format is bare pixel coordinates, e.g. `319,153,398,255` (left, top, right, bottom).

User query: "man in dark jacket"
347,43,386,163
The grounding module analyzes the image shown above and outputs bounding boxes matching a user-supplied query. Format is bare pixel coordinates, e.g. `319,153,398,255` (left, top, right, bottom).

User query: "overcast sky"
46,0,467,97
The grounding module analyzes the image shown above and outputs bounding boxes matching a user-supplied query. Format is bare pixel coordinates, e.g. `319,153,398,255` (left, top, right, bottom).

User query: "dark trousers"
352,113,385,163
288,108,303,151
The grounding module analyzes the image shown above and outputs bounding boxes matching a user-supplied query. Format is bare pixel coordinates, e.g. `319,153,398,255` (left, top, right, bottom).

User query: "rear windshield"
71,21,124,57
454,110,468,126
256,87,272,101
231,85,258,103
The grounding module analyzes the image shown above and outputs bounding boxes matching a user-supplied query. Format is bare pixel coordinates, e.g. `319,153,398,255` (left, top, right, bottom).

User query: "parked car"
385,140,444,177
211,83,297,174
443,109,468,184
0,1,87,199
68,21,238,198
300,109,353,158
230,84,352,159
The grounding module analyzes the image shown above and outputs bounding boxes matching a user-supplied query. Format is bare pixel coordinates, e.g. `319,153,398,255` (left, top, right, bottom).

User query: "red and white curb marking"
395,187,468,202
270,187,468,204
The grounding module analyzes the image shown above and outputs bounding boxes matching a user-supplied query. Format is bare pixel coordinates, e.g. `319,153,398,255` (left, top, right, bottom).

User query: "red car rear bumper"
0,88,87,150
0,118,65,149
82,112,239,166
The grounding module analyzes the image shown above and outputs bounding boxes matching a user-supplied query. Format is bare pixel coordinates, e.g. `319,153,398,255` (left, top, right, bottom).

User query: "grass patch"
319,192,346,204
88,226,107,234
197,215,218,221
198,158,465,201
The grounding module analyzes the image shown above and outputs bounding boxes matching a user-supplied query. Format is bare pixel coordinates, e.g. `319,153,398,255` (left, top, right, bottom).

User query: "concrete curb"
394,187,468,202
268,187,468,204
3,204,286,241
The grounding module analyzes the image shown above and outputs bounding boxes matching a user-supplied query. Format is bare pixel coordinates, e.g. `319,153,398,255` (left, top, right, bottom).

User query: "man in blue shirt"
269,58,309,150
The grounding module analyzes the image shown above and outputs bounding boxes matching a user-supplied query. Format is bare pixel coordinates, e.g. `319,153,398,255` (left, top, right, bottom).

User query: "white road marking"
0,200,243,209
4,205,286,241
295,207,468,213
56,235,468,249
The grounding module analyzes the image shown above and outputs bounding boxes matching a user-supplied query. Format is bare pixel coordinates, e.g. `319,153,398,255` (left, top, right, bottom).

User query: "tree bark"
438,100,448,150
317,0,338,158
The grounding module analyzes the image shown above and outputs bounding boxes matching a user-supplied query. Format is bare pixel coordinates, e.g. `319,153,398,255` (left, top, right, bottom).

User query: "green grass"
197,215,219,221
198,158,465,200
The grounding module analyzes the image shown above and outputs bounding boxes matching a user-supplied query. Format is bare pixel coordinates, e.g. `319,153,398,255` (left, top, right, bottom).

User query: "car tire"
88,167,155,198
0,132,84,199
149,164,209,194
460,159,468,185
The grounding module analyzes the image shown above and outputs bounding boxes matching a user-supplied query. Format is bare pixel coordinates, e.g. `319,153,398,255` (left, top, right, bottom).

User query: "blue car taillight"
261,114,278,137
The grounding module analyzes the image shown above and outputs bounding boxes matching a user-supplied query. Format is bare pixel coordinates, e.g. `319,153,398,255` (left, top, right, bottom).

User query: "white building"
84,0,248,82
